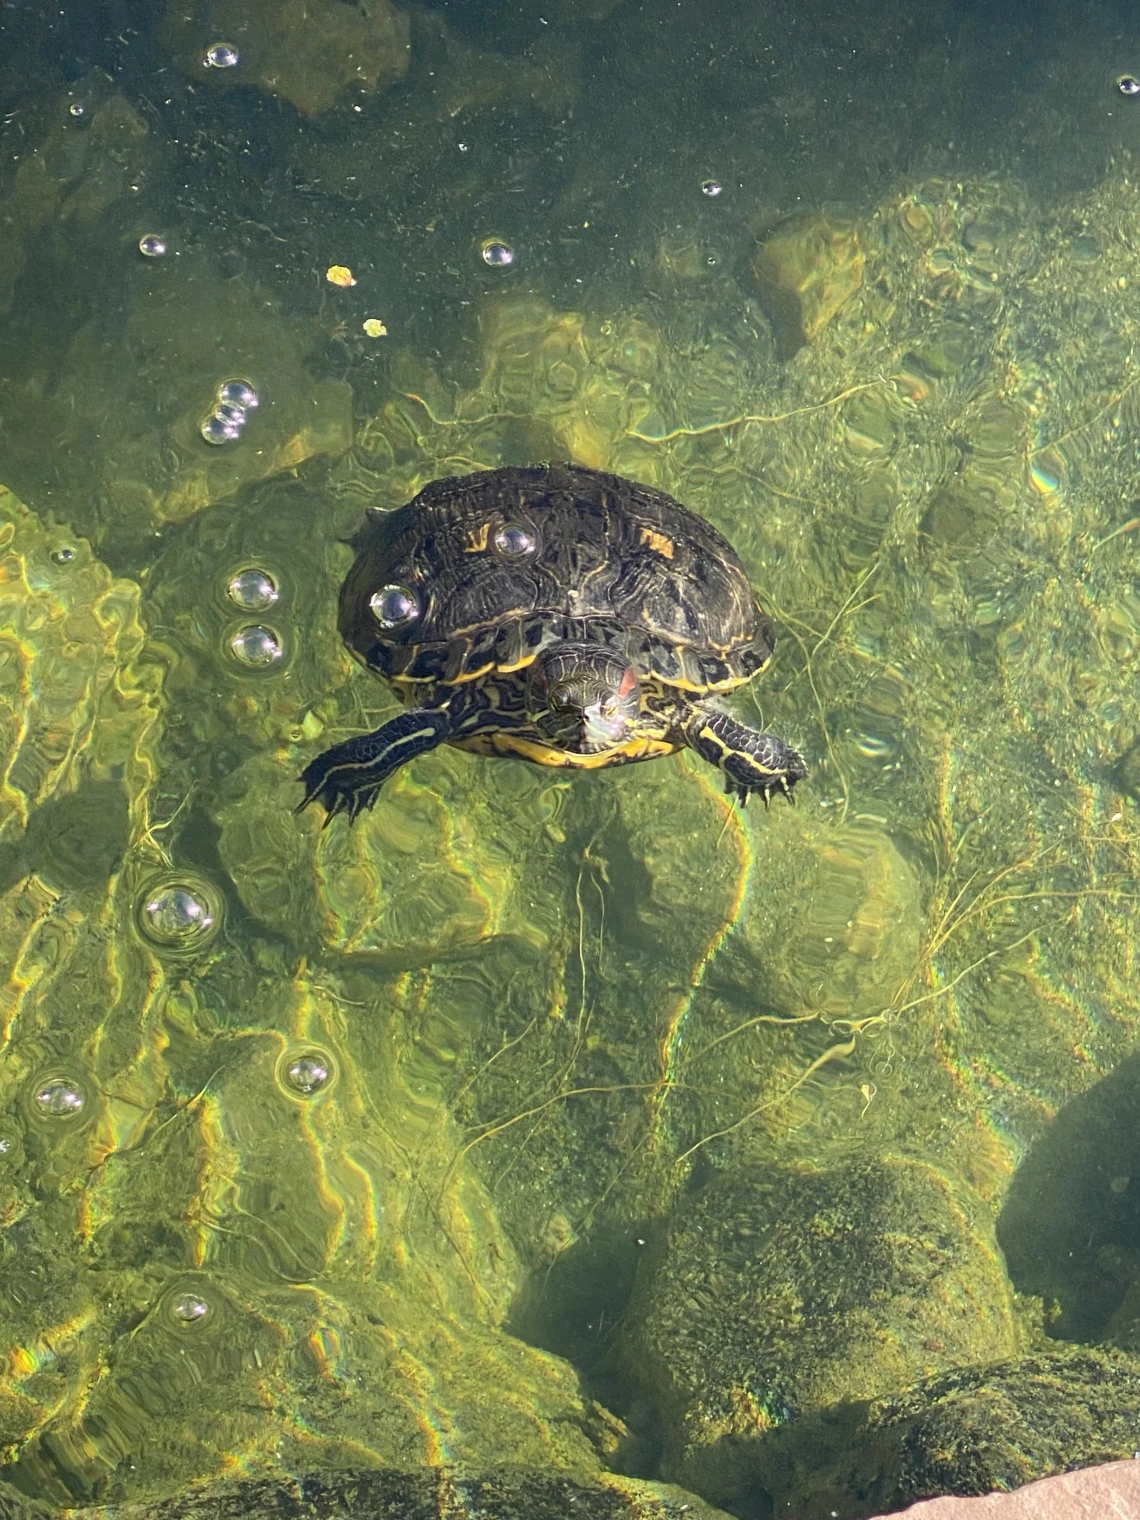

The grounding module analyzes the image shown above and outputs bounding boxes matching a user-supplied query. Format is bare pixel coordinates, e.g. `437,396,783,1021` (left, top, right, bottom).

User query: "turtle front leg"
298,707,456,824
682,705,807,807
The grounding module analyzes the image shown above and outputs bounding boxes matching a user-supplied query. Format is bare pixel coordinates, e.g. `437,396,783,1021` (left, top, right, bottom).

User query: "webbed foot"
297,709,453,825
684,709,806,809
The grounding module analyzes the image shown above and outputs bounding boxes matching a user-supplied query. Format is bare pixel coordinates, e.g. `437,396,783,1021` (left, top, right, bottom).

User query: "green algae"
8,8,1140,1517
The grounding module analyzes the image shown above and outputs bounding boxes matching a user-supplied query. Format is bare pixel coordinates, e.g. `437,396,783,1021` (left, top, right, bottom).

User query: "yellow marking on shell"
471,733,679,768
640,527,675,558
464,521,491,552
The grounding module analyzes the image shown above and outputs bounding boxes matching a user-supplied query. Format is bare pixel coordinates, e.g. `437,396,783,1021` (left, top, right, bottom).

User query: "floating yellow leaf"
362,317,388,337
326,265,356,288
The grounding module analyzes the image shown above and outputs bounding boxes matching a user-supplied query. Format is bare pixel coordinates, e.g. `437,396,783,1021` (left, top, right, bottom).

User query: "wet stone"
749,211,864,360
621,1155,1018,1510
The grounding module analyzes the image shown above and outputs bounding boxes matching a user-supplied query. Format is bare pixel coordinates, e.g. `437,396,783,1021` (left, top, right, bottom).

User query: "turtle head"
528,643,642,754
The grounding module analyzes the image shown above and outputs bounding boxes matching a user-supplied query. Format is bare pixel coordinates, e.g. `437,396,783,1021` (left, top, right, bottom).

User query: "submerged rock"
749,211,864,359
163,0,411,117
620,1155,1018,1509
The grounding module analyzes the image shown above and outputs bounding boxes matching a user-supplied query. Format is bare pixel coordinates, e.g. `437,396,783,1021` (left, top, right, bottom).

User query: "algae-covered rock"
749,212,865,359
621,1155,1018,1508
0,1466,738,1520
758,1348,1140,1520
0,81,153,316
163,0,411,117
0,486,161,849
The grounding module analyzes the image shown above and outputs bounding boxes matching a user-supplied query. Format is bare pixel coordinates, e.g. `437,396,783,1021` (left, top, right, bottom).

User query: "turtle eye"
550,683,575,712
369,583,419,627
494,522,535,557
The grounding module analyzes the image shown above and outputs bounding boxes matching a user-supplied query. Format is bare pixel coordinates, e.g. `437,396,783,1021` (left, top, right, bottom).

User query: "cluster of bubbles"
225,566,285,668
201,378,259,446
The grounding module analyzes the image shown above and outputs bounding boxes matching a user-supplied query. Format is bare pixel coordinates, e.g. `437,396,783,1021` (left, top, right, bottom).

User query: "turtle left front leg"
682,705,807,806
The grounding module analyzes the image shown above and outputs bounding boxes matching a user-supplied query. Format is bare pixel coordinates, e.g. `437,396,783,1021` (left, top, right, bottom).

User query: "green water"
4,2,1140,1516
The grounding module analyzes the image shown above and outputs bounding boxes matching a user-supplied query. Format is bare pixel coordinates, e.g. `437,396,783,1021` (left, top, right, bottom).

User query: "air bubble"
480,238,515,268
33,1079,86,1119
1118,73,1140,96
218,379,258,410
171,1292,210,1323
701,179,724,197
370,584,419,627
51,546,76,565
276,1045,338,1100
204,42,239,68
139,234,168,258
230,624,283,667
136,875,222,953
286,1054,331,1095
201,414,241,445
226,568,279,611
494,523,535,556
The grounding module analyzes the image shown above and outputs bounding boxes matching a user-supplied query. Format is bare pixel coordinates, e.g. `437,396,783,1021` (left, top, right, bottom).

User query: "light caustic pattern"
9,165,1140,1509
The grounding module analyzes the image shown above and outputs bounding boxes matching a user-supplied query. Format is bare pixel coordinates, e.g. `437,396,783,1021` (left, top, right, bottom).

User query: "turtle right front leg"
298,708,456,824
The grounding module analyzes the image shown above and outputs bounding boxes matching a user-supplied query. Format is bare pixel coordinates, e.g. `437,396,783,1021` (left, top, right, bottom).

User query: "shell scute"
337,464,774,691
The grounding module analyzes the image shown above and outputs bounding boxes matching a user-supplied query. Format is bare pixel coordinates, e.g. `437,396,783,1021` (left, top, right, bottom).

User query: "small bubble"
144,887,213,938
33,1080,86,1119
494,523,535,556
204,42,240,68
480,238,515,269
68,102,86,119
201,413,241,445
218,379,258,410
215,400,247,426
286,1054,331,1095
230,624,283,666
136,877,222,953
226,568,279,611
701,178,724,197
369,583,418,627
51,546,76,565
138,234,168,258
1118,74,1140,96
171,1292,210,1323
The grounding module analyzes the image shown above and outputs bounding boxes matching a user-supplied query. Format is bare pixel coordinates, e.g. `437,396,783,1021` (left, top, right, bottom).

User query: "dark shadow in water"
506,1220,664,1477
997,1049,1140,1343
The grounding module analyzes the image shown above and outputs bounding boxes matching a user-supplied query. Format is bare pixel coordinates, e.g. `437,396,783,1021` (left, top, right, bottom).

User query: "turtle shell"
338,464,775,694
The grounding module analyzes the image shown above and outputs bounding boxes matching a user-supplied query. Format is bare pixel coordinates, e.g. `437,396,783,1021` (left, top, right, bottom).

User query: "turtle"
299,463,806,823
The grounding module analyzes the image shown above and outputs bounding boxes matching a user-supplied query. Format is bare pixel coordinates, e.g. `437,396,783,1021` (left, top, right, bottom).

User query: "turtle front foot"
684,709,807,809
297,708,454,825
